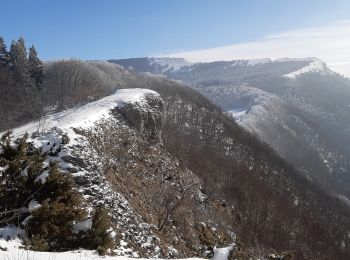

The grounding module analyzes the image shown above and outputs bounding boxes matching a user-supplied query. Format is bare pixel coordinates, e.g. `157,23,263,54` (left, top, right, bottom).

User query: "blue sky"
0,0,349,61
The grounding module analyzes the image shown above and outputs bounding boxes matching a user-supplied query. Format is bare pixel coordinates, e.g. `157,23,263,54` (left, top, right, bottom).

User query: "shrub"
28,161,87,250
84,206,114,255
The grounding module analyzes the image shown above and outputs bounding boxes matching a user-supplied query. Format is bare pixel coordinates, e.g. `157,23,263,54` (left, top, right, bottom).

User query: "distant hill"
109,57,350,200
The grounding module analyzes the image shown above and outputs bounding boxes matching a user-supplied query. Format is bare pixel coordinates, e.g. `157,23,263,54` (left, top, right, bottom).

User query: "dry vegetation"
79,117,235,257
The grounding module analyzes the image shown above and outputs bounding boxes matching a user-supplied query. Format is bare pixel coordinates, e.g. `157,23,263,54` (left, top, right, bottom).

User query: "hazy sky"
167,19,350,76
1,0,350,75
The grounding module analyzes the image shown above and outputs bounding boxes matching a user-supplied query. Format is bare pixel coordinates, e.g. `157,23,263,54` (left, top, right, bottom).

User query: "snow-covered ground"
284,59,332,78
0,234,232,260
0,238,205,260
226,108,248,122
9,88,160,137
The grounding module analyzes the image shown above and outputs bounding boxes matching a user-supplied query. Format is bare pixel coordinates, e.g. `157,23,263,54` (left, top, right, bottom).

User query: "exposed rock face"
114,92,164,140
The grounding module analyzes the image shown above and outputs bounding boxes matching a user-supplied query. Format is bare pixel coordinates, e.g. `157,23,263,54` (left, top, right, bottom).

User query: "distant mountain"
109,57,350,198
108,57,192,74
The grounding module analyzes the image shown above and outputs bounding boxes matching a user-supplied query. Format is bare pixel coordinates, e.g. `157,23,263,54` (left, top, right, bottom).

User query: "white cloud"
165,20,350,77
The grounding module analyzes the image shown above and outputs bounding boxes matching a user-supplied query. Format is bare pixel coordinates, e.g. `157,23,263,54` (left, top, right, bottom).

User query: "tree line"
0,36,127,132
0,36,44,130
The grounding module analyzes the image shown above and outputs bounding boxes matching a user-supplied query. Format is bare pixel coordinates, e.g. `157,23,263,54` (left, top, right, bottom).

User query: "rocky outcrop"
114,92,165,140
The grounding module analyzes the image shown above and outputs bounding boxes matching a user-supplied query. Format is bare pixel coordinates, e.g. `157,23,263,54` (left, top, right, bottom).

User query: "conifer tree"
0,36,9,68
28,161,87,250
85,206,113,255
9,37,29,83
28,45,44,88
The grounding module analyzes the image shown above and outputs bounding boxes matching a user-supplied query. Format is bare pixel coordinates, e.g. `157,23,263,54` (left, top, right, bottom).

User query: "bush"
0,133,89,251
84,206,114,255
0,132,43,223
28,161,87,250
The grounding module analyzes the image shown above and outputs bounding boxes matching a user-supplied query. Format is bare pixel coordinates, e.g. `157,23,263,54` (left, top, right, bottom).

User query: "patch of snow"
73,218,93,234
34,170,49,184
226,108,248,122
0,225,25,240
20,167,28,177
28,199,41,212
0,165,8,173
212,245,234,260
110,230,117,238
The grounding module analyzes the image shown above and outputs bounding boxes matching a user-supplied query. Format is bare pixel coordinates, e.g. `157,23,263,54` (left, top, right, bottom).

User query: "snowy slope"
284,59,332,78
1,88,236,259
0,89,164,257
10,88,160,137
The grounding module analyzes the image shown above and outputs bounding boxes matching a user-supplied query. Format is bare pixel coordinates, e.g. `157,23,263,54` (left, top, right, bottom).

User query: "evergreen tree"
28,161,87,250
84,206,114,255
9,37,29,83
0,133,42,220
28,45,44,88
0,36,9,68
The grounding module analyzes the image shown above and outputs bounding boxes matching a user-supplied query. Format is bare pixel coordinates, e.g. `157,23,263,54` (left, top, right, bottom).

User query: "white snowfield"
9,88,160,137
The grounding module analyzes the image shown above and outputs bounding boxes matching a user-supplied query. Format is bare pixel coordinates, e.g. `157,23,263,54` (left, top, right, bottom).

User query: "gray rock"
114,92,165,140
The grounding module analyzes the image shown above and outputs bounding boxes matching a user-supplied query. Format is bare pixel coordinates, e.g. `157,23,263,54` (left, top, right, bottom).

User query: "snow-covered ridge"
8,88,160,137
284,59,332,78
275,57,320,63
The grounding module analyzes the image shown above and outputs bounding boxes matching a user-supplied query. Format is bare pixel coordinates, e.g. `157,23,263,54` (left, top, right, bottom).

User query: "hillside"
1,58,350,259
109,57,350,199
0,88,236,258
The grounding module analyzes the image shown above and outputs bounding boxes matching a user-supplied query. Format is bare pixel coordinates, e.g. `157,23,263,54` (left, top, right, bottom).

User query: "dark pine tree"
9,37,29,83
0,36,9,69
28,45,44,88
